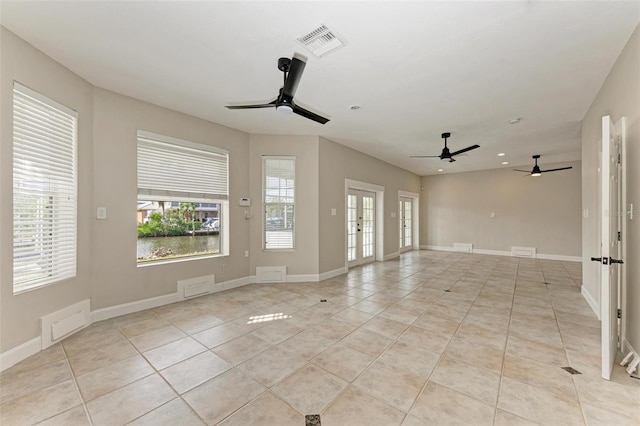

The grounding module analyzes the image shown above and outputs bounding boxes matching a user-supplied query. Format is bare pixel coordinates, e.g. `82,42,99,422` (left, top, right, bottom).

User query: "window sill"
137,253,228,268
262,249,296,253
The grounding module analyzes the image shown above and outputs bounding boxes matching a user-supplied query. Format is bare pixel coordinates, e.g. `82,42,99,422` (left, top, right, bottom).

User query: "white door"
347,189,376,267
598,115,624,380
399,197,413,252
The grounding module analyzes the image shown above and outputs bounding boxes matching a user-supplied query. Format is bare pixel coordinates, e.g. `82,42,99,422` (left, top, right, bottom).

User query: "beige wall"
1,28,94,352
91,89,251,309
581,25,640,352
248,135,320,276
420,162,582,257
318,137,422,273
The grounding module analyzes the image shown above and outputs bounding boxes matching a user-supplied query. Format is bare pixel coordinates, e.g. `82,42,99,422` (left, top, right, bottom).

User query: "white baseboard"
287,274,319,283
319,267,347,281
90,293,180,323
384,252,400,261
0,337,41,373
473,248,511,256
622,338,638,359
423,245,457,252
581,285,600,320
537,253,582,262
214,276,252,292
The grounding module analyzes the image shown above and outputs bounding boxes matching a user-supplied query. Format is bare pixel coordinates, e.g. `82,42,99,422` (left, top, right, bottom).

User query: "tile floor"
1,250,639,425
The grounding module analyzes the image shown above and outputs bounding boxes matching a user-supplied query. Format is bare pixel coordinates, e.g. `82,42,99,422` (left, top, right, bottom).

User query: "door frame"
398,190,420,252
345,179,384,271
347,188,377,267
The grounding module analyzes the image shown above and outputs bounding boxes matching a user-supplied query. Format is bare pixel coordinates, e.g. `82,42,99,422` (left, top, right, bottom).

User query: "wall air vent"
296,24,347,58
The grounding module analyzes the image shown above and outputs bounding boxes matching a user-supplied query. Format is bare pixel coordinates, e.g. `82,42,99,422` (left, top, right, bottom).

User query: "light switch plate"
97,207,107,220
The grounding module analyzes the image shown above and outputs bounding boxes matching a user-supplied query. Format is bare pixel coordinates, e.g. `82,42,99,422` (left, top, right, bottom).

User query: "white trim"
398,190,420,250
90,293,180,323
582,285,600,319
536,253,582,262
473,248,511,256
384,252,400,261
14,81,78,117
137,130,229,155
41,300,90,349
287,274,319,283
0,337,41,373
319,267,347,281
622,338,638,360
423,245,456,252
345,179,385,268
215,276,252,292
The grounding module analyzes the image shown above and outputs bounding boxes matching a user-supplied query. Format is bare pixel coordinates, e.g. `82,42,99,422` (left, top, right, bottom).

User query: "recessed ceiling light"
502,161,509,165
350,105,361,110
498,153,506,157
437,168,444,172
509,118,521,124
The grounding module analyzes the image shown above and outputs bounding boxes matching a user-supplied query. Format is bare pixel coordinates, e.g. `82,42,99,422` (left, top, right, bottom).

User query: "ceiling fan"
514,155,573,176
410,132,480,162
225,56,329,125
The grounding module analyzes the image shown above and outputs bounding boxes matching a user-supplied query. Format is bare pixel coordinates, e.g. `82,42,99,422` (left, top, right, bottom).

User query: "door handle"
590,257,602,262
610,257,624,264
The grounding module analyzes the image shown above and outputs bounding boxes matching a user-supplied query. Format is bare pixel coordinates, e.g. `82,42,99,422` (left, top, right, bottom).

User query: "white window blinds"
137,131,229,202
13,82,78,293
263,156,295,249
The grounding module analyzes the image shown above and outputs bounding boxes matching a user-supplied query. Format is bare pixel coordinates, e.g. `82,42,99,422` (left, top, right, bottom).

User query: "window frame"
262,156,296,251
12,82,78,294
136,131,230,265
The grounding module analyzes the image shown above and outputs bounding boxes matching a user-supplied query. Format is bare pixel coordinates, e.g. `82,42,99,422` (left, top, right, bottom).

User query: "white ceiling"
2,1,638,175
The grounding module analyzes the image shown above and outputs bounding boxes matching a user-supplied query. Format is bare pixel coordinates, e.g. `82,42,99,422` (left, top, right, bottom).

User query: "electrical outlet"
244,250,249,258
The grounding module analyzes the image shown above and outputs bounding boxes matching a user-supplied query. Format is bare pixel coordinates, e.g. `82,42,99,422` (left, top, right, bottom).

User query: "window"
136,131,228,263
13,83,78,293
263,156,295,250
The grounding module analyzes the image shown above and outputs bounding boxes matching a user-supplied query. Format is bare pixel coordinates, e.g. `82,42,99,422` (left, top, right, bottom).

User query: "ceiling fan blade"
226,99,276,109
513,169,531,173
410,155,440,158
449,157,456,163
282,57,306,99
292,103,330,124
540,166,573,173
450,144,480,157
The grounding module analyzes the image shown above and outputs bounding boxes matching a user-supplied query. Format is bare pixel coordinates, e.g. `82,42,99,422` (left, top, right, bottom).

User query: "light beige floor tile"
342,328,394,357
502,353,577,400
454,323,507,350
160,351,231,394
494,409,540,425
506,335,568,367
143,337,206,370
378,305,422,324
361,316,409,339
169,313,224,335
409,381,495,425
351,299,388,315
273,364,348,414
0,359,71,403
0,380,81,426
76,355,153,401
35,405,90,426
562,333,601,358
397,326,451,354
119,316,172,339
444,337,504,374
0,344,65,378
573,374,640,419
353,359,426,412
249,320,303,344
238,346,307,387
212,334,272,365
378,341,440,379
401,414,429,426
581,402,640,426
182,368,265,425
509,312,564,348
127,325,187,352
128,398,205,425
67,338,139,376
331,308,375,326
430,355,501,405
62,326,126,357
277,330,337,360
308,318,358,341
192,323,244,348
218,391,303,426
497,376,584,425
312,344,374,382
321,385,405,426
86,374,175,425
412,313,460,335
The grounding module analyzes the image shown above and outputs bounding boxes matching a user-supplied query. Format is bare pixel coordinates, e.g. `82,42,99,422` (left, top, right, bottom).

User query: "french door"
347,189,376,267
399,197,413,252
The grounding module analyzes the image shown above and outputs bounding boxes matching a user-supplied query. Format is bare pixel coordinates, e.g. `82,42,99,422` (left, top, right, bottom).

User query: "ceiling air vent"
296,24,347,58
